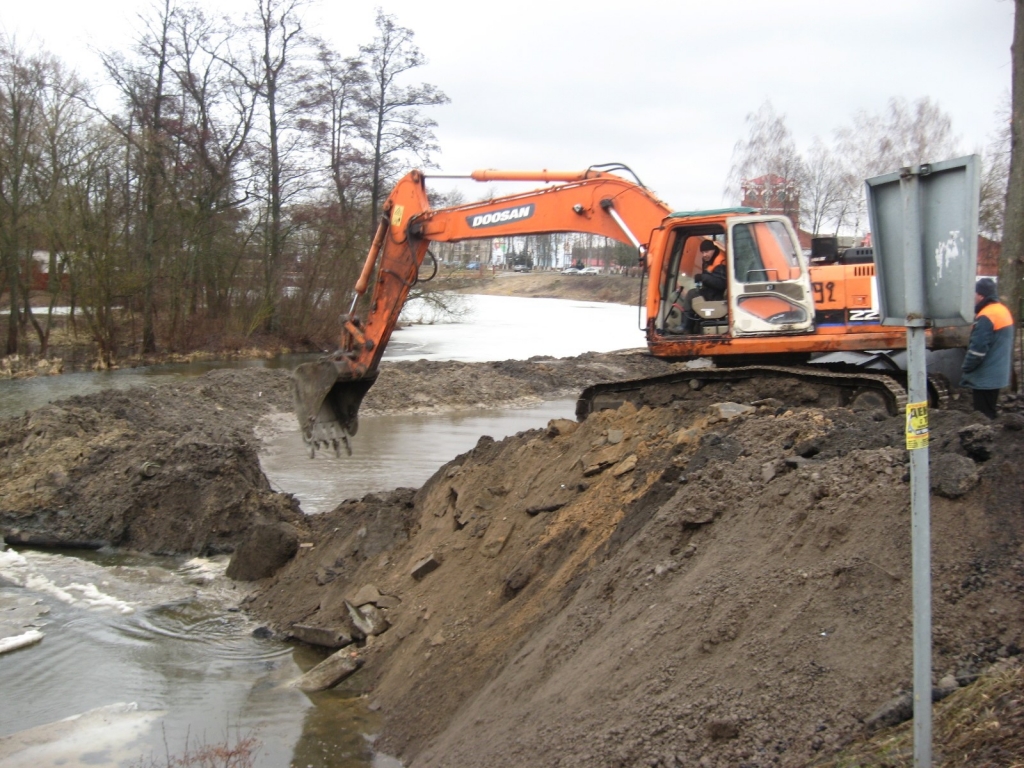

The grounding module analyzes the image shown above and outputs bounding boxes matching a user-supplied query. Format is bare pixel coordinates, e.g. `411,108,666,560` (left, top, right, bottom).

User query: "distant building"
740,175,814,249
977,236,1000,277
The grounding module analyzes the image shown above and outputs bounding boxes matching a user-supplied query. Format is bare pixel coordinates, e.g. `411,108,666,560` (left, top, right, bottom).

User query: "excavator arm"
293,166,673,455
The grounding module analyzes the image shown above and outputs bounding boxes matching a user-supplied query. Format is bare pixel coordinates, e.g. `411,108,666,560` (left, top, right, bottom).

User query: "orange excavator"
293,164,968,455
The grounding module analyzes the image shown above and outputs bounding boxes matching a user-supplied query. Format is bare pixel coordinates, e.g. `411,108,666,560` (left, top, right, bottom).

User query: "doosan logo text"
467,204,535,229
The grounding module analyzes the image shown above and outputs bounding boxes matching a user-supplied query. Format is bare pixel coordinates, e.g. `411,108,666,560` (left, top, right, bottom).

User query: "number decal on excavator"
812,281,835,304
849,309,880,322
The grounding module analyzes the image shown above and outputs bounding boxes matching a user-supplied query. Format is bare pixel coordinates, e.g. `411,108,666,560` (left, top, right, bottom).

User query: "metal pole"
901,167,932,768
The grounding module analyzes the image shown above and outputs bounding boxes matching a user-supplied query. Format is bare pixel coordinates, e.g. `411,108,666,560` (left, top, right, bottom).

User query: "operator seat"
690,296,729,334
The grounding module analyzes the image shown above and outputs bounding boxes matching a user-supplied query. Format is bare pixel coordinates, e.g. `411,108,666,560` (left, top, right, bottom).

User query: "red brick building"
741,175,814,248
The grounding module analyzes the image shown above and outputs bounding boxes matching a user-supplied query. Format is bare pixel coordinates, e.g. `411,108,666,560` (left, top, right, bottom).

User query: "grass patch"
814,664,1023,767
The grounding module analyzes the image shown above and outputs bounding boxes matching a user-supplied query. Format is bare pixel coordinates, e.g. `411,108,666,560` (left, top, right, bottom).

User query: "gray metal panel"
866,155,980,327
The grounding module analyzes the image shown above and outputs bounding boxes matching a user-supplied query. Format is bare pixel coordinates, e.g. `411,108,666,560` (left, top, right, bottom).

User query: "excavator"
293,164,969,455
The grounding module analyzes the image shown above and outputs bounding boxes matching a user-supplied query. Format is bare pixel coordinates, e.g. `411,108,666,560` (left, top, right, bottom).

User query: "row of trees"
726,97,1010,241
0,2,448,364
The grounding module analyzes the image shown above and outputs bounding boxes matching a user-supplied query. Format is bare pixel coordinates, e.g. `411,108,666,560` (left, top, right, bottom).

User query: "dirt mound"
446,271,640,305
0,369,304,552
0,352,678,553
246,379,1024,767
361,350,677,414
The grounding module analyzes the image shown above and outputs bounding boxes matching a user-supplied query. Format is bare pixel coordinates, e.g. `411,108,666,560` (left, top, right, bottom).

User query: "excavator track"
576,365,951,421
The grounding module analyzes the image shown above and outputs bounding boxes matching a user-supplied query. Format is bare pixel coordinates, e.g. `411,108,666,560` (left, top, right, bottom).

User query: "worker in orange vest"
682,239,727,334
960,278,1015,419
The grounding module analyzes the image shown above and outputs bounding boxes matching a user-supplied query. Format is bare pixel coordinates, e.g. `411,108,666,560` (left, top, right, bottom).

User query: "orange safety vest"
978,301,1014,331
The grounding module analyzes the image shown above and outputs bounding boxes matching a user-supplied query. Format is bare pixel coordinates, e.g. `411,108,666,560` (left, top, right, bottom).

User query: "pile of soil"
2,353,1023,767
244,374,1024,768
0,369,303,552
0,352,678,553
447,271,641,305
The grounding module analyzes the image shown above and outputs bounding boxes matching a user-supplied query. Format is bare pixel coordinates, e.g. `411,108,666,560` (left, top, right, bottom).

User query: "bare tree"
833,96,960,234
839,97,960,179
979,95,1011,242
244,0,313,333
165,5,257,342
302,43,369,215
100,0,178,354
30,54,90,354
360,9,448,231
802,138,857,236
1002,0,1024,322
726,101,805,224
0,36,48,355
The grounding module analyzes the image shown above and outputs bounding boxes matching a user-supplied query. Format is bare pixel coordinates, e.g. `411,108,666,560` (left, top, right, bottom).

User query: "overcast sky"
3,0,1015,210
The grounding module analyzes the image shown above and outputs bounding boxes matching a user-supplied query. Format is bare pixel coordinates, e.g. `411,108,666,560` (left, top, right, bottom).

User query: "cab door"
727,216,815,336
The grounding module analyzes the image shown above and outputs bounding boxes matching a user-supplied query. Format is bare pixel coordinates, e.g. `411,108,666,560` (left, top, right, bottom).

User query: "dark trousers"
971,388,1000,419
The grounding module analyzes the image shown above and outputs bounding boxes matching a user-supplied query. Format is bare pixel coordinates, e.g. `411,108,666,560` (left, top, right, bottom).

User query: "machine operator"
681,239,727,334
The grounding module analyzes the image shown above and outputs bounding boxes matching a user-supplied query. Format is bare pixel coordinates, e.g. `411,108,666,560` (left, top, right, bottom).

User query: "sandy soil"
2,317,1023,766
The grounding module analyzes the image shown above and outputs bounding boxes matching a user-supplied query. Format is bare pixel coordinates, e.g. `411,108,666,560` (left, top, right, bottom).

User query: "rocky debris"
292,648,363,692
351,584,384,607
411,555,441,580
287,624,354,649
959,423,996,461
930,453,981,498
4,355,1024,768
346,600,390,638
226,521,303,581
708,401,756,421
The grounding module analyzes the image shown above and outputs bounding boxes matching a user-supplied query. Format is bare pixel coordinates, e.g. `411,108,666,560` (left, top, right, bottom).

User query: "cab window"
731,221,800,283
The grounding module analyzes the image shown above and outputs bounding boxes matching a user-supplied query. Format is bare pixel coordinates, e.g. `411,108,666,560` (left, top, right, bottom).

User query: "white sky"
2,0,1014,210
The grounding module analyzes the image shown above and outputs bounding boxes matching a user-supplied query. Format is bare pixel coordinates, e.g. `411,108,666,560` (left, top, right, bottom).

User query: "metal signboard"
866,155,980,327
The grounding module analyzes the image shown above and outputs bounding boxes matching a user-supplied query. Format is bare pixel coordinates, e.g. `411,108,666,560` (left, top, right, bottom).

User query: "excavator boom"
293,167,671,454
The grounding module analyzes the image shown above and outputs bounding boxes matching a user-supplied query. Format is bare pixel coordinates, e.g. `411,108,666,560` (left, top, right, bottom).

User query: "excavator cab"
655,213,815,341
725,217,815,336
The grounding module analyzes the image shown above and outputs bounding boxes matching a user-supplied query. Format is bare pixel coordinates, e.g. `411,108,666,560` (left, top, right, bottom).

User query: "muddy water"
260,400,576,513
0,548,381,767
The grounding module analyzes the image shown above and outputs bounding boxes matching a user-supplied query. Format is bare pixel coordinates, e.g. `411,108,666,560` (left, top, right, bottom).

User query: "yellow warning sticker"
905,400,929,450
391,205,404,228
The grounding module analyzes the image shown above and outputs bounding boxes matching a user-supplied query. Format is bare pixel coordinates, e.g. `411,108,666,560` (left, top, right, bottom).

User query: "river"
0,294,644,767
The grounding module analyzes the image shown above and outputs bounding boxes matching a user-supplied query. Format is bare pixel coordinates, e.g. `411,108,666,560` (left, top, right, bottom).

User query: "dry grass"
130,731,261,768
814,664,1024,767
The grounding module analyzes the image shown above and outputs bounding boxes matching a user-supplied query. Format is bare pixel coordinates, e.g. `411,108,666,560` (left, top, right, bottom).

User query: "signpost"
865,155,980,768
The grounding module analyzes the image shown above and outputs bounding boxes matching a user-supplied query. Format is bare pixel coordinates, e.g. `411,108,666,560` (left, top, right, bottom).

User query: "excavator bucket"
293,359,379,457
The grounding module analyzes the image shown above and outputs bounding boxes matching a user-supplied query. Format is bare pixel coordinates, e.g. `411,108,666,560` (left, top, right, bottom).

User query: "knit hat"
975,278,998,300
699,239,720,253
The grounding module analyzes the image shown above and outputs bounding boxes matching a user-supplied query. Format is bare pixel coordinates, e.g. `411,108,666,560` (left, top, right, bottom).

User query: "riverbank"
3,354,1023,766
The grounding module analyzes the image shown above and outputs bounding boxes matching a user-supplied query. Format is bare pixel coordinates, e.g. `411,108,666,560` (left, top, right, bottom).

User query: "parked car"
466,261,481,270
579,266,601,275
513,263,532,273
560,267,580,275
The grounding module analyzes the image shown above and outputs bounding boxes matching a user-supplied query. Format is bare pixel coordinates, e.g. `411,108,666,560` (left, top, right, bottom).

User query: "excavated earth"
2,348,1024,767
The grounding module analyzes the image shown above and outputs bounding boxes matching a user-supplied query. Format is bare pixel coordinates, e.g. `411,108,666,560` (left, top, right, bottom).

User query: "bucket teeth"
293,361,378,458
